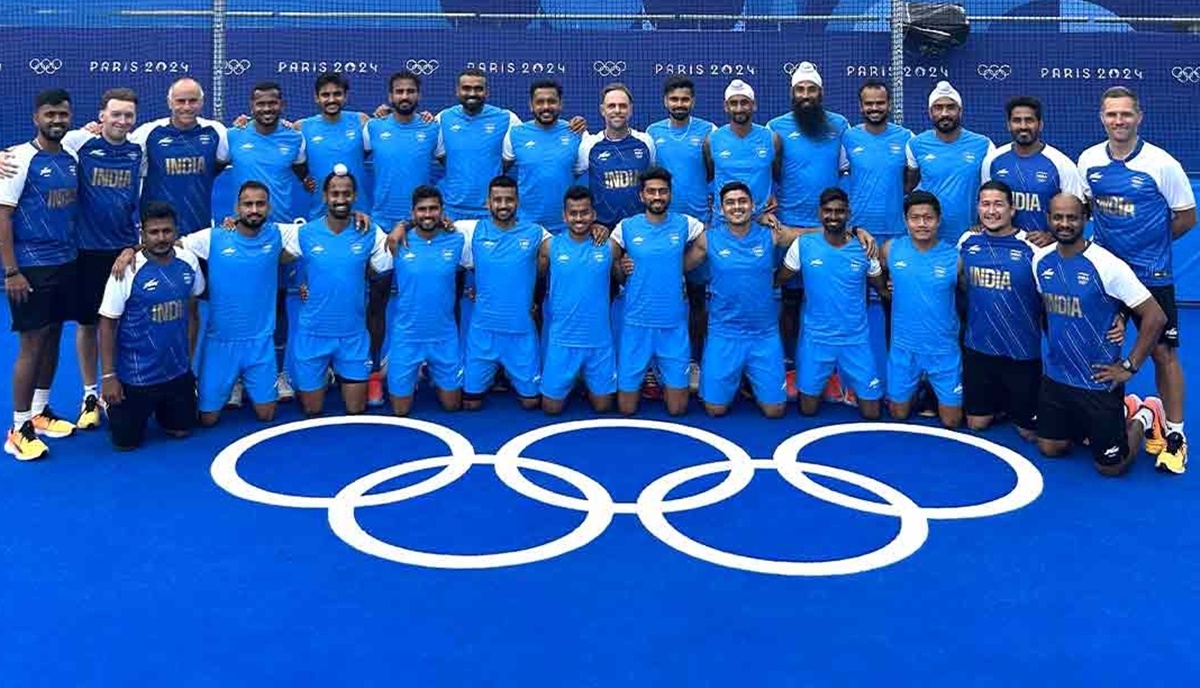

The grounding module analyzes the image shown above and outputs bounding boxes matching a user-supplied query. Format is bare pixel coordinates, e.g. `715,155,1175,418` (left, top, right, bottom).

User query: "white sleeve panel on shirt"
433,111,447,158
501,128,516,163
575,132,599,175
369,227,393,273
609,219,625,248
1075,143,1108,199
177,247,207,296
62,129,95,156
1140,144,1197,211
1087,244,1151,309
1042,144,1085,201
293,134,307,165
955,230,975,249
783,237,801,271
97,268,135,319
632,129,657,165
200,118,231,163
0,143,35,207
507,110,522,130
980,143,1007,184
281,223,303,256
1030,244,1057,294
905,139,919,170
684,215,705,242
455,220,477,268
179,228,212,260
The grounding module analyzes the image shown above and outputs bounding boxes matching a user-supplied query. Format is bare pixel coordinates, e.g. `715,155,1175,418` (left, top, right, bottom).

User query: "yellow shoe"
1142,396,1167,456
5,421,49,461
32,407,76,438
77,395,102,430
1155,432,1187,475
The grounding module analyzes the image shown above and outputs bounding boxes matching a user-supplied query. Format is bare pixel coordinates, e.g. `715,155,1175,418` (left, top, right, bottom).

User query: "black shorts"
75,249,124,326
108,371,197,449
8,261,77,332
1129,284,1179,348
962,347,1042,430
1037,376,1127,466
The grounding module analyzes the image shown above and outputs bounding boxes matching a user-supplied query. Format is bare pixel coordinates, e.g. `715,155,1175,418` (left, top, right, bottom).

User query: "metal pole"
890,0,905,124
211,0,227,121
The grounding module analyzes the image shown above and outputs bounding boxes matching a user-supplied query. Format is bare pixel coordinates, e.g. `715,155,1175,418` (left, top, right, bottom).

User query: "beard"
792,101,829,138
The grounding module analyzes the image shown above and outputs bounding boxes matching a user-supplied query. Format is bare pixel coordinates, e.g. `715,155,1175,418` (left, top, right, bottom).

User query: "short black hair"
251,82,282,99
904,190,941,216
389,70,421,92
323,169,357,193
858,79,890,100
979,179,1014,206
1101,85,1140,113
663,76,695,97
488,175,518,195
563,185,593,207
719,180,751,201
35,89,71,109
140,201,177,227
530,79,562,99
314,72,349,94
100,88,137,110
1005,95,1042,121
238,180,270,199
819,187,849,206
412,185,442,207
458,67,487,84
639,166,672,190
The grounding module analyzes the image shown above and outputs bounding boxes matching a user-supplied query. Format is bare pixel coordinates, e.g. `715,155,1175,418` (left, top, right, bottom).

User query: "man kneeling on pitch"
98,203,204,450
1034,193,1167,476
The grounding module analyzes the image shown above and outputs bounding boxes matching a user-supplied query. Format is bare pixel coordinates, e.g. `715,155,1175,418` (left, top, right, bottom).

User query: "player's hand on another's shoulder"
419,111,435,124
589,223,610,245
620,255,635,276
386,221,410,254
110,248,136,280
83,121,102,135
1026,230,1054,248
567,116,587,134
852,226,878,259
232,114,250,129
298,283,309,302
220,216,237,230
0,149,18,179
373,103,392,119
352,211,372,234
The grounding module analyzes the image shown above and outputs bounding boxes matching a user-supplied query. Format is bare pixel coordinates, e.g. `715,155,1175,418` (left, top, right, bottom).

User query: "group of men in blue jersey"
0,64,1194,479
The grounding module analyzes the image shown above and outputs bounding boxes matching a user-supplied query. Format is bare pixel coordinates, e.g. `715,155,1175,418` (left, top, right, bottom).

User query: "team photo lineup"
2,60,1196,478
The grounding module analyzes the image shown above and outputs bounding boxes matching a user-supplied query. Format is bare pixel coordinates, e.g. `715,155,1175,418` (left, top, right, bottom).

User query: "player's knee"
462,392,484,411
967,415,992,432
761,403,786,420
1037,438,1069,458
519,395,541,411
165,429,191,439
1093,444,1134,477
939,414,962,430
590,395,614,414
541,398,565,416
253,404,276,422
1150,343,1178,367
199,412,221,428
888,401,910,420
858,402,882,421
704,403,728,418
798,397,820,416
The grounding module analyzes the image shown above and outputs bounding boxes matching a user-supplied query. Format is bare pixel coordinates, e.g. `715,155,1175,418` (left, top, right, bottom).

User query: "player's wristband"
3,267,18,278
101,372,117,381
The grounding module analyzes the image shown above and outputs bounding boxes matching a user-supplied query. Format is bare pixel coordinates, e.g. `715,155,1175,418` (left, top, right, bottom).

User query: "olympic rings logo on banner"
593,60,626,77
29,58,63,75
1172,66,1200,84
211,418,1044,577
405,59,439,76
224,59,251,76
976,64,1011,81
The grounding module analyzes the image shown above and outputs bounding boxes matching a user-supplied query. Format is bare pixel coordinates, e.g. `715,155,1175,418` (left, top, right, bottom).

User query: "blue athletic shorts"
886,344,963,406
798,337,884,401
617,321,690,392
292,330,372,392
700,332,786,406
198,335,277,412
540,344,617,400
463,325,541,398
387,334,463,396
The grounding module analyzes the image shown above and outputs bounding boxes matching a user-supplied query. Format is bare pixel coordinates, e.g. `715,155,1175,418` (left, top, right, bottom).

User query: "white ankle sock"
31,388,50,416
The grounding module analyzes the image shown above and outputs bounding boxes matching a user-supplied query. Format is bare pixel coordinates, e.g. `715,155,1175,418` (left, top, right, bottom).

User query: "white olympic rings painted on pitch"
405,59,440,76
1172,66,1200,84
593,60,626,77
211,418,1043,576
224,59,251,76
976,64,1012,80
29,58,63,75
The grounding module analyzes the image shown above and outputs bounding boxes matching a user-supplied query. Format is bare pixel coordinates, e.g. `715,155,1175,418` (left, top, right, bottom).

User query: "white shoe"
276,373,295,403
225,381,244,409
688,362,701,393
